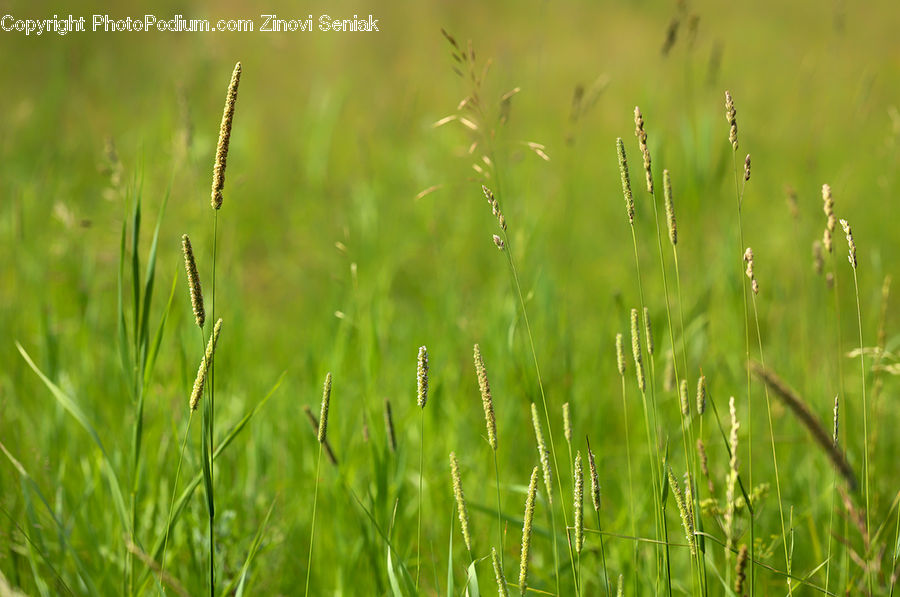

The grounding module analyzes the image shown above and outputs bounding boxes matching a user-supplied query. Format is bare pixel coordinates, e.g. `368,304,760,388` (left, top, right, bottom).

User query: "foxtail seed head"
725,90,738,150
318,372,332,443
573,451,584,554
634,106,653,193
696,374,707,415
416,346,429,408
735,544,749,595
563,402,572,445
530,402,553,504
743,154,751,181
680,378,690,417
587,437,601,512
663,169,677,246
744,247,759,294
189,318,223,411
667,465,696,555
181,234,205,328
630,309,645,392
616,138,635,224
474,344,497,450
492,547,510,597
519,466,539,595
211,62,241,209
833,395,839,446
840,219,857,269
449,452,472,552
725,396,740,550
643,306,654,357
615,333,626,377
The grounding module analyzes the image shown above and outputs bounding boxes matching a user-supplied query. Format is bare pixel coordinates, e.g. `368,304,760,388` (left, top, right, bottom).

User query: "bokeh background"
2,0,899,594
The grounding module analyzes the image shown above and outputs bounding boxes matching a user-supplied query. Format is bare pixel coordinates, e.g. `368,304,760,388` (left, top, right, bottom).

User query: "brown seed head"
743,154,751,181
725,90,738,150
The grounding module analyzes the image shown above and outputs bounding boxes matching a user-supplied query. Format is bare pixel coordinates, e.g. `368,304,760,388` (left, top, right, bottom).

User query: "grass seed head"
530,402,553,504
643,306,654,357
573,450,584,554
833,395,839,446
615,333,626,377
493,234,505,250
725,90,738,150
630,308,645,392
318,372,332,443
696,374,707,415
563,402,572,445
735,544,749,595
840,218,857,269
416,346,429,408
667,465,696,555
743,154,751,181
211,62,241,209
616,138,635,224
587,437,601,512
492,547,509,597
181,234,205,328
634,106,653,193
189,318,222,411
680,378,690,417
449,452,472,552
663,169,677,246
519,466,539,595
474,343,497,450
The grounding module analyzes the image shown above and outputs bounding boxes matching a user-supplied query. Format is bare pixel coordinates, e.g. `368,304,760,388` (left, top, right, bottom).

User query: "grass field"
2,0,900,595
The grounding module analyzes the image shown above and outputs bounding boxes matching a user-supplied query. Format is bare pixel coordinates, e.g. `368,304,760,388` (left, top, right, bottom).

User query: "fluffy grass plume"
416,345,429,408
573,451,584,553
189,318,222,411
519,466,539,595
492,547,510,597
211,62,241,209
449,452,472,552
317,372,332,443
530,402,553,504
750,362,856,489
616,138,635,224
474,343,497,450
630,308,645,392
181,234,205,328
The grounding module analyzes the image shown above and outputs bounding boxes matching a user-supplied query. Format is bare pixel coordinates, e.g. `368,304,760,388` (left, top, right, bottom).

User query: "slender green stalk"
493,452,504,570
415,410,424,590
303,444,323,597
618,370,638,593
208,210,218,597
158,412,194,594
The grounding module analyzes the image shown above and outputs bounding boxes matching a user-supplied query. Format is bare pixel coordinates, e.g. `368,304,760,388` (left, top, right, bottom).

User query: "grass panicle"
416,346,429,408
189,318,222,411
449,452,472,552
667,465,696,556
616,138,635,224
663,169,677,246
725,90,738,150
573,451,584,554
474,343,498,451
530,402,553,504
519,466,539,595
492,547,510,597
317,372,332,443
629,308,645,392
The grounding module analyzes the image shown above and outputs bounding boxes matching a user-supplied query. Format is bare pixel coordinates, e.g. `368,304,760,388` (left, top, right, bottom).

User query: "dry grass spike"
643,306,654,357
840,218,857,269
211,62,242,209
530,402,553,504
667,465,696,555
634,106,653,193
663,169,677,246
725,90,738,150
181,234,205,328
587,436,601,512
743,154,751,181
563,402,572,445
630,308,646,392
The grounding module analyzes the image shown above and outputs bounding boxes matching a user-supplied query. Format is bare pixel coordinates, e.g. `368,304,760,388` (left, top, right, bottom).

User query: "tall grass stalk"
615,333,639,592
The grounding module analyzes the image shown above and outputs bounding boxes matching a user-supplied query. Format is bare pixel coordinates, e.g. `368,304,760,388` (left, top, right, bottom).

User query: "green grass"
2,0,900,594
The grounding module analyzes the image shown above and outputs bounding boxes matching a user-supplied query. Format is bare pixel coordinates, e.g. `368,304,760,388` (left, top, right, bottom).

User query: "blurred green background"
1,0,899,594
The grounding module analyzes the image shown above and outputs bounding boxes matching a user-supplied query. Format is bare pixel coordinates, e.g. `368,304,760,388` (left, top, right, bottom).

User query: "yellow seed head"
616,138,635,224
696,374,707,415
680,378,690,417
667,465,696,555
519,466,539,595
416,346,428,408
181,234,205,328
211,62,242,209
587,438,601,512
450,452,472,552
743,154,751,181
474,344,497,451
643,306,654,357
318,372,332,443
563,402,572,445
189,318,222,411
